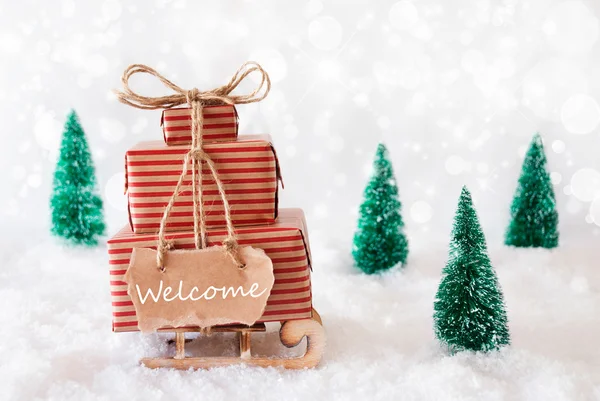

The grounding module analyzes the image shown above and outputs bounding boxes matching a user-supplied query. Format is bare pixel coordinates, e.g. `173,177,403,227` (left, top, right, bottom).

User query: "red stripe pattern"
125,135,280,234
107,208,313,332
161,105,238,145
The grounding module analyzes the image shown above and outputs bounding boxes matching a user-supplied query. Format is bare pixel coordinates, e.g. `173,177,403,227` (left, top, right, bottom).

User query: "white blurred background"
1,0,600,248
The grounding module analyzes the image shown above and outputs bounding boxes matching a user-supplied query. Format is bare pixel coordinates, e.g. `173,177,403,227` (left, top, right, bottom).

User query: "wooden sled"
141,308,325,370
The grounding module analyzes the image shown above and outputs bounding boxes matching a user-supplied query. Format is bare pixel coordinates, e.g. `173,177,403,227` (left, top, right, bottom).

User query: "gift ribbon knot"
114,62,271,271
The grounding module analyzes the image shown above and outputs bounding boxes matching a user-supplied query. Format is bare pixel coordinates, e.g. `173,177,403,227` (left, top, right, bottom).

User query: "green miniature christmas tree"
505,133,558,248
433,186,510,353
352,143,408,274
50,110,106,245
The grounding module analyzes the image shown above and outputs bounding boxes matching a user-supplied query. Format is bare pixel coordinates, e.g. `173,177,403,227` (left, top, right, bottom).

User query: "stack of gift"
107,64,314,332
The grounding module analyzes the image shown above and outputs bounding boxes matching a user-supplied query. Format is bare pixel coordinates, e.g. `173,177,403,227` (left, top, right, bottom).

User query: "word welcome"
136,280,268,304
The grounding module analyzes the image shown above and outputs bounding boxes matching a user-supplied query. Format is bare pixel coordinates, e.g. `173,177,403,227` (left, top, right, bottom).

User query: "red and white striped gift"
125,134,281,234
161,105,238,146
107,208,313,332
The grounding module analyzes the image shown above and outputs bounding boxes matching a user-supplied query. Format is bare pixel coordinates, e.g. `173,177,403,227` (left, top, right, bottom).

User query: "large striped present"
107,208,313,332
161,105,238,146
125,134,281,234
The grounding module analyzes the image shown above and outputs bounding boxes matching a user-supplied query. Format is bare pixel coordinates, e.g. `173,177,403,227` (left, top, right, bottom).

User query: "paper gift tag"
124,246,274,333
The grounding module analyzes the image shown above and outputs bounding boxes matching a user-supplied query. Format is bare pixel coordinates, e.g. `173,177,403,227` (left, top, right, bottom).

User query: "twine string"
114,62,271,271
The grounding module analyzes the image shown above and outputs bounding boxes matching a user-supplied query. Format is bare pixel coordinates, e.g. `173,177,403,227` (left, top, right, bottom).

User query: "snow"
570,168,600,202
308,16,343,51
98,118,126,144
561,94,600,135
445,155,467,175
389,1,420,31
2,233,600,400
248,48,288,84
590,199,600,225
410,200,433,224
544,1,599,55
552,140,566,154
33,111,62,153
104,173,127,212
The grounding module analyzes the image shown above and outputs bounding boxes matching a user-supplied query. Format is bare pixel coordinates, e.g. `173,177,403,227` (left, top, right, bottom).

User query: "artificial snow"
2,235,599,400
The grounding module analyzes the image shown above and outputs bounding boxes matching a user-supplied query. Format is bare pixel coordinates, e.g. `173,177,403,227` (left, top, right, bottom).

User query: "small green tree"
50,110,106,245
505,133,559,248
434,186,510,353
352,143,408,274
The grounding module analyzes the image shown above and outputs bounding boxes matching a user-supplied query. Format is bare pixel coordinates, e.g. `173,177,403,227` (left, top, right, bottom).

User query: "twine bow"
114,62,271,271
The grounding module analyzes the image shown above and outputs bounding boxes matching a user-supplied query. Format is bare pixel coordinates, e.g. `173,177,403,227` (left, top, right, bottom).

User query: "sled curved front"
141,308,325,370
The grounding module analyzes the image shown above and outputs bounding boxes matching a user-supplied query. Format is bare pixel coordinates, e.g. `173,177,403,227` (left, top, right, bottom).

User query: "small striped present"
107,208,313,332
125,134,281,233
161,105,238,146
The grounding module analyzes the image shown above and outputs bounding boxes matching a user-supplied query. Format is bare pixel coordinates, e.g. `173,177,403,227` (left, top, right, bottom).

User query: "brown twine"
114,62,271,271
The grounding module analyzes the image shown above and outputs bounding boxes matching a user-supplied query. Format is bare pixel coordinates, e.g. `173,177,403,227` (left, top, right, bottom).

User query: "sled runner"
142,308,325,369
